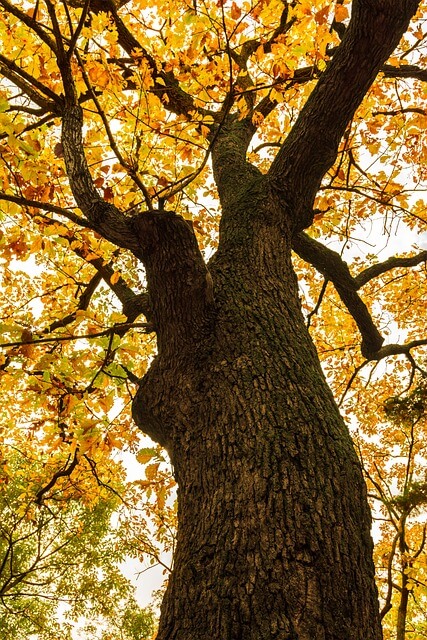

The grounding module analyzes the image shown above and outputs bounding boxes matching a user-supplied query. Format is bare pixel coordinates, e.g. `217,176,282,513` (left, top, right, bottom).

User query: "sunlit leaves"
358,380,427,638
0,448,155,640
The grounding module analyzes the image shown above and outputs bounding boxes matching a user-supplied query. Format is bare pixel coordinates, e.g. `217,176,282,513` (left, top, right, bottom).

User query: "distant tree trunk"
396,560,409,640
132,185,382,640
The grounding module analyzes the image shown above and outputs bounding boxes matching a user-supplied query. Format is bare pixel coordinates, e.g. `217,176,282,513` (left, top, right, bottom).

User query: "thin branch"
0,192,93,228
232,1,295,69
381,530,400,620
413,525,427,560
66,242,152,322
0,322,152,350
85,329,115,392
251,141,282,154
338,360,369,406
35,451,79,505
67,0,91,59
41,271,103,335
306,278,328,329
355,251,427,288
83,455,127,503
370,340,427,362
373,107,426,117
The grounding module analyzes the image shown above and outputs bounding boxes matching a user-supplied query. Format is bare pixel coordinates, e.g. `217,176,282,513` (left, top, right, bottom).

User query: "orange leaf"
335,4,349,22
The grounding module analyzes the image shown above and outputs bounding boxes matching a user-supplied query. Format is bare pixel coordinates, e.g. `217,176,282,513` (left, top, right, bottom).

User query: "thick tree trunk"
132,188,382,639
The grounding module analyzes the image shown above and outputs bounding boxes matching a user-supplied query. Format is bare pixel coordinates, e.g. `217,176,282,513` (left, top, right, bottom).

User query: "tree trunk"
396,562,409,640
132,186,382,639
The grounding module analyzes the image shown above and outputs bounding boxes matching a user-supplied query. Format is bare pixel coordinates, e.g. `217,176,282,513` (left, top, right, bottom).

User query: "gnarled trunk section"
132,187,382,640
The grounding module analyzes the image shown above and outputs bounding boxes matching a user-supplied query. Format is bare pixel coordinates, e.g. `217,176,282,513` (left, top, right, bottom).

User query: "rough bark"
132,181,382,639
128,7,422,634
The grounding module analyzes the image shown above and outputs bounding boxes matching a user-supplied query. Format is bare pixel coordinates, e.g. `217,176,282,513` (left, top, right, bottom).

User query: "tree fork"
132,196,383,639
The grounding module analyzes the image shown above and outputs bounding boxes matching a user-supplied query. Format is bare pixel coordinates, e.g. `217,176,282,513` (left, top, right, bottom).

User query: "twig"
35,451,79,505
0,322,152,349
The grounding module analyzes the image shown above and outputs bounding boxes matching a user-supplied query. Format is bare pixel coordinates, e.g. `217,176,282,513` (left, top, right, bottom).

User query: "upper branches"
0,0,143,252
294,231,427,361
82,0,213,120
268,0,422,231
293,232,384,357
19,0,146,254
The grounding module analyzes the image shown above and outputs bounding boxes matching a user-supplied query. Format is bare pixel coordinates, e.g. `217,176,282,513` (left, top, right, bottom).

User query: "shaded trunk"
132,187,382,639
396,562,409,640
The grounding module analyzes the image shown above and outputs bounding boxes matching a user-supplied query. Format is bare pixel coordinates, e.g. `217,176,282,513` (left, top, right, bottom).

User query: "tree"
360,380,427,640
0,0,427,638
0,447,155,640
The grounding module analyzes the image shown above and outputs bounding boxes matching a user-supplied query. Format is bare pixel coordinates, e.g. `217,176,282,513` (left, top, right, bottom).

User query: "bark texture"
132,181,382,640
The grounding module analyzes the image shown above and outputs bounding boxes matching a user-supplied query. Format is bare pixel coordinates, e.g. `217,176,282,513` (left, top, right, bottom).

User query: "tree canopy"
0,0,427,638
0,446,156,640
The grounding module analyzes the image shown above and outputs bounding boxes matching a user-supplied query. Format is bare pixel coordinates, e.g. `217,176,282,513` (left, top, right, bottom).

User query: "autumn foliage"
0,0,427,638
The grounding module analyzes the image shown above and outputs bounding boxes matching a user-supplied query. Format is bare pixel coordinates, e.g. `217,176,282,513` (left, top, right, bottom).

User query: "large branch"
131,211,214,356
293,233,427,359
61,104,142,253
42,2,141,255
293,232,384,358
292,232,427,360
268,0,421,230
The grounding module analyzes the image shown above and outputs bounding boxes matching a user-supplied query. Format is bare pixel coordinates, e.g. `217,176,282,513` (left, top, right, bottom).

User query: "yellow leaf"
145,463,160,481
137,449,156,464
252,111,264,126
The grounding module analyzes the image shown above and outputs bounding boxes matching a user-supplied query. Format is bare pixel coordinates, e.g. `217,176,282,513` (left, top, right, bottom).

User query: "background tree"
0,447,156,640
357,379,427,640
0,0,427,638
